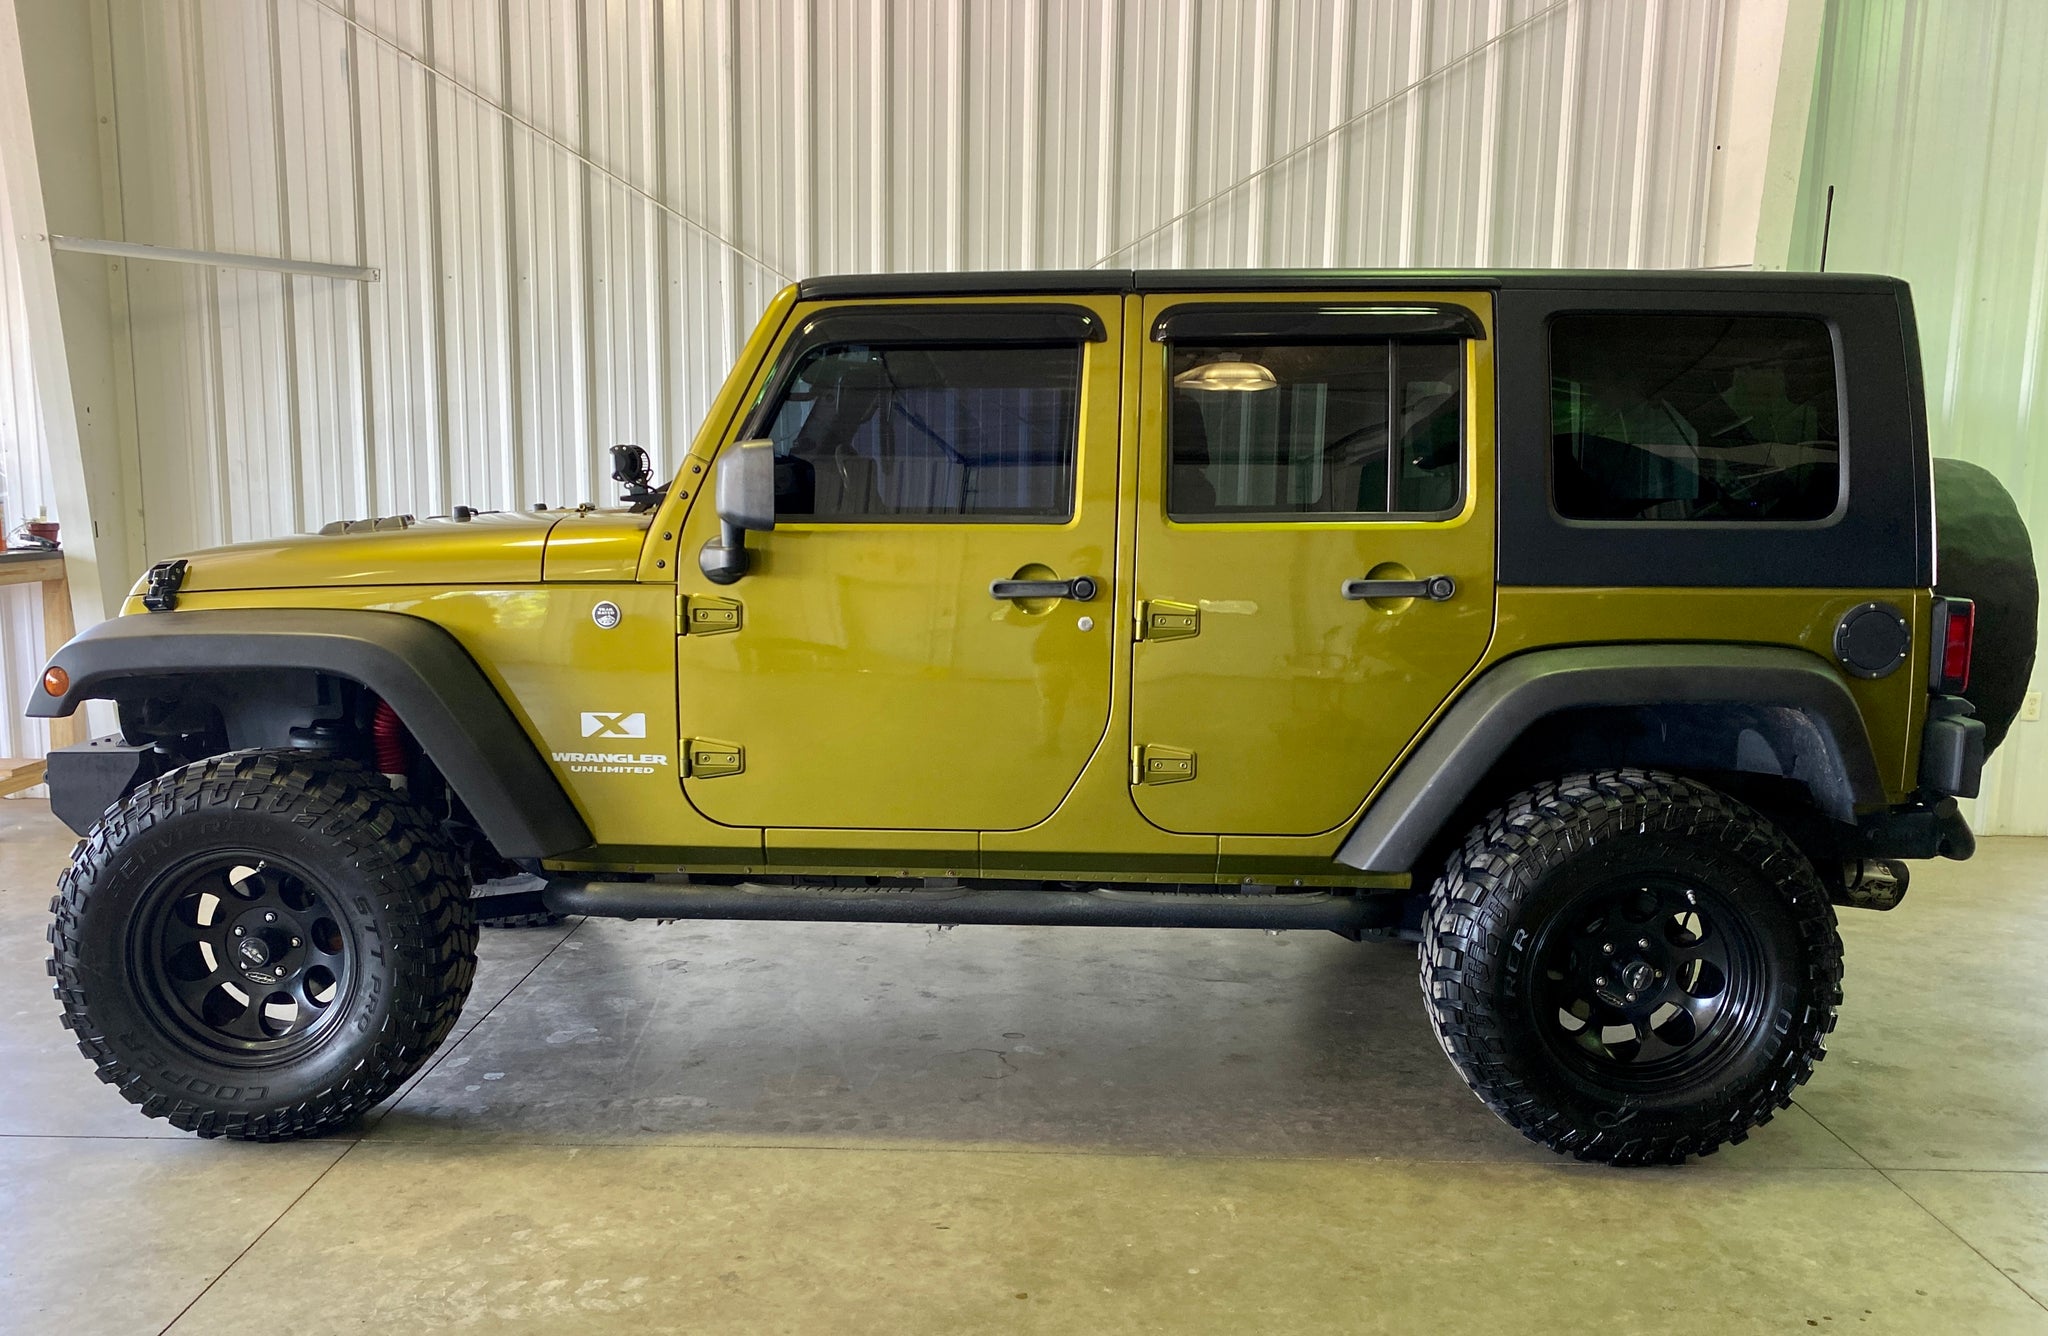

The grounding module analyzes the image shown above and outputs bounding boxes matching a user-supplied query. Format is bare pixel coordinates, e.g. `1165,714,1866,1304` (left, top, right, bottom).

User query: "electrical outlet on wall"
2022,691,2043,723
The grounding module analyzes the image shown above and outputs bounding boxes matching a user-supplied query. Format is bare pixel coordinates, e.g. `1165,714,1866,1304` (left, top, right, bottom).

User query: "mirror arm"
699,522,750,585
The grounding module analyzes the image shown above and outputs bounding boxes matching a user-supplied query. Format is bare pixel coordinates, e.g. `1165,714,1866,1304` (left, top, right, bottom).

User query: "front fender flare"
27,609,591,860
1336,644,1887,874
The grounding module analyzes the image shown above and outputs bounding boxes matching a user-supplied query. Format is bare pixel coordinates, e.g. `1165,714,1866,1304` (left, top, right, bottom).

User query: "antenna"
1819,185,1836,273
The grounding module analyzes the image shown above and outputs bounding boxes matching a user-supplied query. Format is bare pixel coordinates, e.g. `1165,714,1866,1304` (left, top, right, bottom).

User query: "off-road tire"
1420,769,1842,1165
47,751,477,1140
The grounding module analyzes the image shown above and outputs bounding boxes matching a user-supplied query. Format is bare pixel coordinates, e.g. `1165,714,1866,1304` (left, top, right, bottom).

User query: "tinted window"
764,343,1080,521
1551,314,1840,522
1167,341,1462,518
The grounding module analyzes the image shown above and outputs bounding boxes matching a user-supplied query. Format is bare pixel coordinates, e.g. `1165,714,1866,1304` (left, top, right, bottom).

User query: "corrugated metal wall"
0,111,59,761
101,0,1730,560
1,0,1742,768
1792,0,2048,835
13,0,2040,830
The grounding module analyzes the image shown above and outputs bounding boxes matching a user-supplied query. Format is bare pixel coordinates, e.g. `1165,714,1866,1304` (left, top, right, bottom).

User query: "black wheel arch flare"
1338,643,1889,874
27,608,591,860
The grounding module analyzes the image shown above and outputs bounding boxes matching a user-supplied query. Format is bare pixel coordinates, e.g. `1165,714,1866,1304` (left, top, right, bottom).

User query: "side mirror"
699,439,776,585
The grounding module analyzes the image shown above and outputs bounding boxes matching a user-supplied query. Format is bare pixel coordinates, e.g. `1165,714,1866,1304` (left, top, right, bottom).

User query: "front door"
1128,291,1497,836
676,295,1124,831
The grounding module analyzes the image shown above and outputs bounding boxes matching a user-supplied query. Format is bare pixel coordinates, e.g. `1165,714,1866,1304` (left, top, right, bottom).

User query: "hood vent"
318,514,416,536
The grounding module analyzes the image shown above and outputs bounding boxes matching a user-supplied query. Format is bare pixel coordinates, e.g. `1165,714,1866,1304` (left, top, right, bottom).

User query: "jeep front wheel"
1421,769,1842,1165
47,751,477,1139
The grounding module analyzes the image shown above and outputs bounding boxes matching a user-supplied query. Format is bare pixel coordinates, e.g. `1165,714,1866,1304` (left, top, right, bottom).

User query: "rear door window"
1550,314,1841,522
1166,340,1463,519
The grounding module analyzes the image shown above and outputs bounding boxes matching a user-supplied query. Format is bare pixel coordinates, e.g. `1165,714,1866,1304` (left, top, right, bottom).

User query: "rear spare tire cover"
1934,457,2039,754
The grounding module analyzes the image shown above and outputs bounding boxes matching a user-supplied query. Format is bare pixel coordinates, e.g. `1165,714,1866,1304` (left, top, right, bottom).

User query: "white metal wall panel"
0,129,57,761
102,0,1730,559
1793,0,2048,836
278,0,367,535
352,0,442,522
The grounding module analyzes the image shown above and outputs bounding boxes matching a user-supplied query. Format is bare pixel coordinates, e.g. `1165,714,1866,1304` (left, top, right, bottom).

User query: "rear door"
674,296,1124,831
1127,291,1497,836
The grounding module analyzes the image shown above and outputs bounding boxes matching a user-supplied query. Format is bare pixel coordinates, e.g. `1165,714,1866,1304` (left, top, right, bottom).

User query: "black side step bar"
542,879,1401,932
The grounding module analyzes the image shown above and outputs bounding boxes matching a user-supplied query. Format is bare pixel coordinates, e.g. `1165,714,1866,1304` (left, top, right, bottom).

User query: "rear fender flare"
1337,644,1887,873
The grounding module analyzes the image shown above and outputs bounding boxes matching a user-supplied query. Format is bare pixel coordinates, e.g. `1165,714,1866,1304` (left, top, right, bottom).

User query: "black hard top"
796,268,1906,301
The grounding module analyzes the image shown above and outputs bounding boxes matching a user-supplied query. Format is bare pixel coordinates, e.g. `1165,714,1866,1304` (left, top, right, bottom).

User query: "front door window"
764,342,1082,520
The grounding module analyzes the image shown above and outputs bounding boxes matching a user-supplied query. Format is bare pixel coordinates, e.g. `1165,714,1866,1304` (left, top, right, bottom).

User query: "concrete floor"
5,802,2048,1334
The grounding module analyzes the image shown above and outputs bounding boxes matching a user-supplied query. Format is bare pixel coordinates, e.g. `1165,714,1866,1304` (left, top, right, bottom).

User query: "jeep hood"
140,510,650,596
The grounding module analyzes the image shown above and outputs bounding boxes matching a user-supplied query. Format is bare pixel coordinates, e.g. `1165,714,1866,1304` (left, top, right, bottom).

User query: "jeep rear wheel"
47,751,477,1139
1421,769,1841,1165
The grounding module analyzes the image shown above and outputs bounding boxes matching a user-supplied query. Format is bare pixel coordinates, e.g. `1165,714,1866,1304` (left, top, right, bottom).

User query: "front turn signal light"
42,666,69,696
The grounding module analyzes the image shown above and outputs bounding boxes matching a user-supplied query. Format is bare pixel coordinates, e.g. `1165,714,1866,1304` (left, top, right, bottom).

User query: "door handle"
1341,574,1456,602
991,575,1098,602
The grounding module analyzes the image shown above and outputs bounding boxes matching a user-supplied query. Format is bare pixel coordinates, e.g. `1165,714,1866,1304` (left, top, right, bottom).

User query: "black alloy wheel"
135,856,356,1060
1528,874,1768,1094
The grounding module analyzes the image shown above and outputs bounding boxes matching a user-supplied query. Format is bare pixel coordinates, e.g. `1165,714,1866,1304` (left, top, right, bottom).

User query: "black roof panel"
795,268,1906,301
798,270,1133,300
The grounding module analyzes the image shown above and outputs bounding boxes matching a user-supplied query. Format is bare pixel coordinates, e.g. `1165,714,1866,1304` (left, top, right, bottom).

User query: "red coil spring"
370,698,408,780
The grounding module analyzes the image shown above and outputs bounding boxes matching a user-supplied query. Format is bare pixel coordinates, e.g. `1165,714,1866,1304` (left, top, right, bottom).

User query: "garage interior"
2,1,2046,1332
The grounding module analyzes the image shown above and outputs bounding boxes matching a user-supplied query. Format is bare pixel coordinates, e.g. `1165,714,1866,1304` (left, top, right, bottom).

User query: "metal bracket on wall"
48,235,380,283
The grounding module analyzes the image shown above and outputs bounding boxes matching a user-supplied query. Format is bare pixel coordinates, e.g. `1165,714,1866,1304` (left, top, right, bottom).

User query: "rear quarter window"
1550,314,1841,523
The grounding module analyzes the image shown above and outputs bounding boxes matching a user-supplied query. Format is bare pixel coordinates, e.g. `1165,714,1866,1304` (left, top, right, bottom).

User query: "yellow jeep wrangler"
31,270,2039,1164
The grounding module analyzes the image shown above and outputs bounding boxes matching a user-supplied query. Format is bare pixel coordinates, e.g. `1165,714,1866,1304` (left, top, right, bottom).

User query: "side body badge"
592,600,622,630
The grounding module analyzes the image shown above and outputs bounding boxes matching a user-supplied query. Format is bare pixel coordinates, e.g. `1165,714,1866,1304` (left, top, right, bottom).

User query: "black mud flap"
45,736,166,836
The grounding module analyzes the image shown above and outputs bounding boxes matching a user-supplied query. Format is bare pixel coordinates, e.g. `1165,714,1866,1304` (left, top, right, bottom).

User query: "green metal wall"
1794,0,2048,835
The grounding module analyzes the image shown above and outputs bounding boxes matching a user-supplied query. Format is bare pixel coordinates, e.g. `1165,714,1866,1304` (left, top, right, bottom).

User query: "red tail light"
1933,598,1975,694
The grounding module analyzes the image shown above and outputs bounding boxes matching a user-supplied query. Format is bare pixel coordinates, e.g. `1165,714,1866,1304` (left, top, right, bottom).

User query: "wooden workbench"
0,549,85,793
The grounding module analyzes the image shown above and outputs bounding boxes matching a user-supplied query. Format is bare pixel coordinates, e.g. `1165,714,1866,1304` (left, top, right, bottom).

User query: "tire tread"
1419,768,1843,1166
47,750,477,1141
